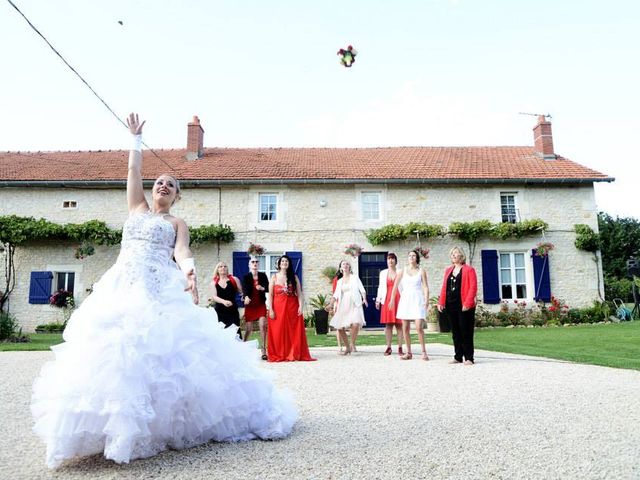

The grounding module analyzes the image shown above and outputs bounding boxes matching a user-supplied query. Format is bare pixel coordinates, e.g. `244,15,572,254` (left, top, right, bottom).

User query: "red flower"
549,306,557,312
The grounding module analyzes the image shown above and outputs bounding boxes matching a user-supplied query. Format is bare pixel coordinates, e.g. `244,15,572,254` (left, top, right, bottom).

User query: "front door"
358,252,388,329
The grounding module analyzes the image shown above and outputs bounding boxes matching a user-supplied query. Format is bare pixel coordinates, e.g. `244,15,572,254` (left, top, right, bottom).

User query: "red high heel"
383,347,392,356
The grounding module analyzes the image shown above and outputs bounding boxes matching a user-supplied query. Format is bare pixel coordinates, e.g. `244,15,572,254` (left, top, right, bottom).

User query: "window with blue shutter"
286,251,303,287
480,250,500,304
29,271,53,304
532,249,551,302
232,252,251,307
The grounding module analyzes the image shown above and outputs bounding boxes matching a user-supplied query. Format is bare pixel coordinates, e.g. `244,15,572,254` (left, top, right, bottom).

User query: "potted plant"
426,296,440,333
308,293,330,335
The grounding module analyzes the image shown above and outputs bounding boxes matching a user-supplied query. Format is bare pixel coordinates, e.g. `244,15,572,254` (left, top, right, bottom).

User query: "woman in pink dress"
375,252,404,356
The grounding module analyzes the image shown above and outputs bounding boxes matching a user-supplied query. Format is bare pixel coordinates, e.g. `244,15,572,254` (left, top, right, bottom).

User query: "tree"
598,212,640,278
598,212,640,302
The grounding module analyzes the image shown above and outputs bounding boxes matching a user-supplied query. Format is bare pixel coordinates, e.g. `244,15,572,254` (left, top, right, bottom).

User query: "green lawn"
473,322,640,370
0,333,63,351
2,322,639,370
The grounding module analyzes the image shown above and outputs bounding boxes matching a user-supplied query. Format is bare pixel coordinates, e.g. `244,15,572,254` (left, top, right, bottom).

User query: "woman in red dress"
267,255,316,362
241,257,270,360
375,252,404,356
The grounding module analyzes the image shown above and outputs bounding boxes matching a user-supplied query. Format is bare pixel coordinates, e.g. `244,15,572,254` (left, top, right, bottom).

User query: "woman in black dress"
210,261,243,337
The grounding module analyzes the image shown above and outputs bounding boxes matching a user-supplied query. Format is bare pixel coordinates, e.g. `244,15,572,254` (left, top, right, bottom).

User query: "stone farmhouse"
0,116,612,331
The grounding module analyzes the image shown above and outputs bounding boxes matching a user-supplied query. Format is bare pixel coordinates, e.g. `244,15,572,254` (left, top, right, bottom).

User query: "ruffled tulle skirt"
31,261,297,468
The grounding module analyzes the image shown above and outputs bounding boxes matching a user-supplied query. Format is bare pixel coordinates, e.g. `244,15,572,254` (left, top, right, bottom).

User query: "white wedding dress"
31,212,297,468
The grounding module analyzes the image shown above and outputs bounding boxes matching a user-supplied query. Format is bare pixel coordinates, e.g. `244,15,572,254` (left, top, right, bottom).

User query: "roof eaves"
0,176,615,188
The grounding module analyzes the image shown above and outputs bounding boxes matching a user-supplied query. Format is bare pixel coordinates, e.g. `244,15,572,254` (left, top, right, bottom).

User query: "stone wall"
0,183,602,330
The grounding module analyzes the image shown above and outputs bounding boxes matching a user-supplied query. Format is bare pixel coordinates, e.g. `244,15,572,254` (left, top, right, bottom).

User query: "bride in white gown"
31,114,297,468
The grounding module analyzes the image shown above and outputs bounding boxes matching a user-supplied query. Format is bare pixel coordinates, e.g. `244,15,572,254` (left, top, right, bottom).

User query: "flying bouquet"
337,45,357,67
414,246,430,259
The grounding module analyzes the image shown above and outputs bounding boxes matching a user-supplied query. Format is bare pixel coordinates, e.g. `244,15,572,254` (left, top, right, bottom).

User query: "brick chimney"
533,115,555,159
186,116,204,161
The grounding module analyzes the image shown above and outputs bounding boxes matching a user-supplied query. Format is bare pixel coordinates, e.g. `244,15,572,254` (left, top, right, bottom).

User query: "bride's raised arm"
126,113,148,214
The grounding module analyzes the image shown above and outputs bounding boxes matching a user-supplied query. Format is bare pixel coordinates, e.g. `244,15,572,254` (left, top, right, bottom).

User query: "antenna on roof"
518,112,552,120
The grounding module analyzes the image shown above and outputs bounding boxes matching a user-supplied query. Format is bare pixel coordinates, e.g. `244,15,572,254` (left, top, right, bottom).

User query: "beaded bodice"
116,212,177,295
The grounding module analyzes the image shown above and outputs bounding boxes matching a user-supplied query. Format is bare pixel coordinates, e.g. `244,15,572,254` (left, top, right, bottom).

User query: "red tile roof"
0,146,612,184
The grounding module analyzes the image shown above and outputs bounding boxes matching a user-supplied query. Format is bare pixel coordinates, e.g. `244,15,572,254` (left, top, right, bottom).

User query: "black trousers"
446,304,476,362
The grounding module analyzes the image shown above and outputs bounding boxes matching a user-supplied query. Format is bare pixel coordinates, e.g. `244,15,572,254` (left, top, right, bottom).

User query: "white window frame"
54,271,75,293
254,253,283,279
46,264,83,302
500,192,519,224
258,193,278,223
361,191,382,221
498,251,530,301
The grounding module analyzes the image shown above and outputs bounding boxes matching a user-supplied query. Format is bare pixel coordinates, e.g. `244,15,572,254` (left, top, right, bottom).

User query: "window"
499,253,527,300
361,191,381,221
259,193,277,221
254,253,283,278
500,193,518,223
55,272,75,293
62,200,77,209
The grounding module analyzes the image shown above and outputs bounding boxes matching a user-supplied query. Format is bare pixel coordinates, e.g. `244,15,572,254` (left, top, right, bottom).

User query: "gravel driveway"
1,344,638,479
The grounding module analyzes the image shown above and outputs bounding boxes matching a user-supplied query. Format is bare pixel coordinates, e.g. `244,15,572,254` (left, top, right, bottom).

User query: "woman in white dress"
328,260,367,355
389,250,430,360
31,114,296,469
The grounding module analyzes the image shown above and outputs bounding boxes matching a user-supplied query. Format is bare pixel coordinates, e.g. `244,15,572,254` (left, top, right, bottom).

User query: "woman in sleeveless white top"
31,114,296,469
389,250,430,361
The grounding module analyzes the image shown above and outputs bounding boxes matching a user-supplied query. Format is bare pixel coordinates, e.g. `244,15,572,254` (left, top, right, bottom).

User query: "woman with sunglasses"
242,257,270,360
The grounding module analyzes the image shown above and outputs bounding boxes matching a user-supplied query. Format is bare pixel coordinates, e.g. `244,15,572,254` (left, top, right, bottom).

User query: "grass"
473,322,640,370
0,333,63,352
307,323,640,370
2,322,639,370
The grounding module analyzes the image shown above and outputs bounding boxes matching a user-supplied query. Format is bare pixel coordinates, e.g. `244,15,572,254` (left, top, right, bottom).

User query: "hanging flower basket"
49,289,75,309
344,243,363,257
414,246,430,259
74,241,95,260
535,242,555,257
247,242,265,256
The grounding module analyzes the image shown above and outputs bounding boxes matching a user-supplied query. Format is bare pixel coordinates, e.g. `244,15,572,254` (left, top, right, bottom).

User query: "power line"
6,0,177,173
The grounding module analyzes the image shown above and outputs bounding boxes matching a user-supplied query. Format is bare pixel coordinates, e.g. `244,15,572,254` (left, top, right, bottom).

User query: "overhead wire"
5,0,178,173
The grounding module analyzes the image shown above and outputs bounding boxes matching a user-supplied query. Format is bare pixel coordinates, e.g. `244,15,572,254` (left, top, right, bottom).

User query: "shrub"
35,322,67,333
604,276,633,302
0,312,29,343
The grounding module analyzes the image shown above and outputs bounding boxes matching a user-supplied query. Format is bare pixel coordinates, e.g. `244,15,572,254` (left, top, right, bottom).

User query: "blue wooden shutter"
232,251,251,307
532,249,551,302
480,250,500,304
286,251,303,287
29,271,53,304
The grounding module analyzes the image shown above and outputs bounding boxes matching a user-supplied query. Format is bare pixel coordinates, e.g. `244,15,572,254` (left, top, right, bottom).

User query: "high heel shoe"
383,347,392,356
422,352,430,361
400,352,413,360
339,347,351,356
398,346,404,356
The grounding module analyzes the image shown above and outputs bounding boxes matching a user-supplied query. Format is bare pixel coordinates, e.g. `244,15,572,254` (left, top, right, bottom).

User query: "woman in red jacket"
437,246,478,365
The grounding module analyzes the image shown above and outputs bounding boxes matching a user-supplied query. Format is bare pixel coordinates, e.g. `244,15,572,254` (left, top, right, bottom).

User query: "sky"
2,0,639,218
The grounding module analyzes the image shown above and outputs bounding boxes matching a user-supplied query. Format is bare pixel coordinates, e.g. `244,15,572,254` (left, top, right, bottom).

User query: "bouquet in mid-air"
337,45,357,67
